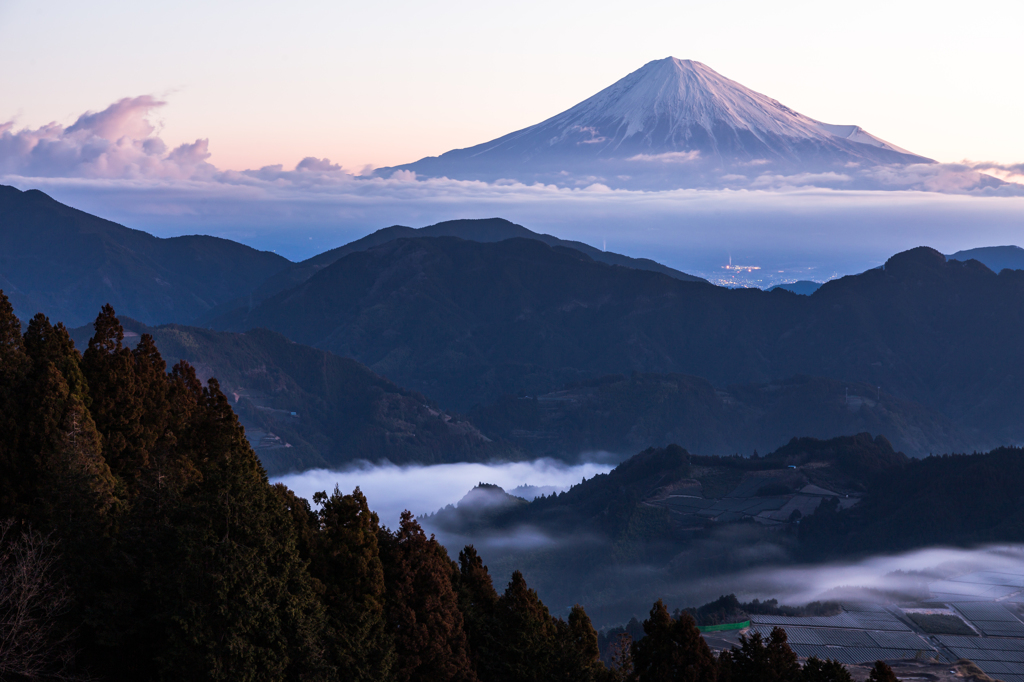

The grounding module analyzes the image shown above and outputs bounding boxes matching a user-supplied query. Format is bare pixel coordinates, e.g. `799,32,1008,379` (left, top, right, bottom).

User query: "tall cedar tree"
19,314,115,534
146,376,328,681
81,304,146,491
0,291,29,515
554,604,605,681
729,628,801,682
309,485,394,681
456,546,502,678
630,600,718,682
493,570,561,680
379,511,477,682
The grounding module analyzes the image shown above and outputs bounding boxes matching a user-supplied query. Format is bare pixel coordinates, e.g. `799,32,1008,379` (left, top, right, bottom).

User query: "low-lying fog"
273,457,614,528
276,460,1024,627
704,545,1024,606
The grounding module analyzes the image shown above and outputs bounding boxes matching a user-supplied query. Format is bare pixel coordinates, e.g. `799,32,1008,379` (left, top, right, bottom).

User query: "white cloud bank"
2,96,1024,277
273,458,613,528
731,544,1024,605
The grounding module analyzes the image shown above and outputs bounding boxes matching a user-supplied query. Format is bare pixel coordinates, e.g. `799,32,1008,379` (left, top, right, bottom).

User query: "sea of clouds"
273,458,615,528
3,96,1024,286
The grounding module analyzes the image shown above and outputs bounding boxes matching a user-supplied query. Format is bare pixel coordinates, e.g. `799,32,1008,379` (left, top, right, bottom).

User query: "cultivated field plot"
650,469,859,526
743,573,1024,678
753,610,913,631
952,602,1024,637
749,607,936,665
929,571,1024,603
937,635,1024,681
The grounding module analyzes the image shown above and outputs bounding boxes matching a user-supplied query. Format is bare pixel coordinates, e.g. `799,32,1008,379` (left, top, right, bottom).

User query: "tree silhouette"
631,599,718,681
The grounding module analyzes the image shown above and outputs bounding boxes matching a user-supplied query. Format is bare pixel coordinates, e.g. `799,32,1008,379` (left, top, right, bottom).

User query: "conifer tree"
729,627,800,682
0,291,30,515
553,604,604,681
131,333,172,471
16,314,115,533
716,649,732,682
145,378,327,681
801,656,853,682
492,570,559,681
309,485,393,682
379,511,477,682
82,305,144,488
455,545,502,677
631,600,718,682
866,660,899,682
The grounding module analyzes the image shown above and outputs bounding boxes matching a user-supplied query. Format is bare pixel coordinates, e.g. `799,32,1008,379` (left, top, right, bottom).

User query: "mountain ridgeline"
209,236,1024,457
5,186,1024,463
0,185,291,327
197,217,706,324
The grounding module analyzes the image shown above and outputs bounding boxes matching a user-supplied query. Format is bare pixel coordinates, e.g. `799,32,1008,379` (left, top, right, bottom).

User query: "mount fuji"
380,58,961,191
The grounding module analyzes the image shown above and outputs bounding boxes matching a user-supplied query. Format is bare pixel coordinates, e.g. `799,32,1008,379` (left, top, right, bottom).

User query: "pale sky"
1,0,1022,173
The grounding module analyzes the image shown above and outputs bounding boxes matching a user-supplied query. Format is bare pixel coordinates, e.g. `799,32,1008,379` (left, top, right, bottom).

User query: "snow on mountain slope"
487,57,926,162
382,58,946,190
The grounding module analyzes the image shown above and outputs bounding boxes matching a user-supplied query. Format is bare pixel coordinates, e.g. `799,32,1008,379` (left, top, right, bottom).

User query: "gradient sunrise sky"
1,0,1022,173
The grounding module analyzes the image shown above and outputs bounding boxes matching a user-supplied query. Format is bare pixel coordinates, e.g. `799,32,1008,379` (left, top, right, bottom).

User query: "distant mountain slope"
423,435,911,621
948,245,1024,273
0,185,291,326
469,373,972,459
211,238,1024,452
69,318,515,474
769,281,822,295
197,217,705,323
380,57,935,189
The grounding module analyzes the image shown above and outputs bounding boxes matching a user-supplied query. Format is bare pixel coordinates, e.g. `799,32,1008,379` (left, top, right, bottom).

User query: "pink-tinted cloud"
295,157,343,172
0,96,215,180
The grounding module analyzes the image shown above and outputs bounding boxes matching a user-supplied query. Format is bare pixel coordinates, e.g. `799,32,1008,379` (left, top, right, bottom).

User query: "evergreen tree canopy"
801,657,853,682
379,511,477,682
867,660,900,682
729,628,801,682
630,600,718,682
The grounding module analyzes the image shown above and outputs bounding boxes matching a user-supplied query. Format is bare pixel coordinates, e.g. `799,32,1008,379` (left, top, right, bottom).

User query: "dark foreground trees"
0,294,610,681
0,292,874,682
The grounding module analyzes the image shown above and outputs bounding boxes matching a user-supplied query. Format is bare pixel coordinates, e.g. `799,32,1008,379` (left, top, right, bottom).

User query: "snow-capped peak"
382,57,935,190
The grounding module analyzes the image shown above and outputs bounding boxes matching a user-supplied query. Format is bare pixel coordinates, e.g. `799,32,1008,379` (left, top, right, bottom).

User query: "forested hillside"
0,185,290,326
210,237,1024,456
198,217,706,325
0,291,871,681
67,319,515,475
0,293,607,680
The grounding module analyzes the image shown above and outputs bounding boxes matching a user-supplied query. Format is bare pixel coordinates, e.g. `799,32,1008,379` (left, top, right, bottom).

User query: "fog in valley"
272,457,616,528
277,457,1024,627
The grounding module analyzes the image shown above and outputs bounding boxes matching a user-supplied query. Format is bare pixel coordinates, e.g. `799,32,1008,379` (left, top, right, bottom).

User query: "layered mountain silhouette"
0,184,705,327
948,245,1024,273
7,187,1024,464
0,185,291,326
380,57,949,189
209,236,1024,455
67,318,513,475
197,217,705,323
